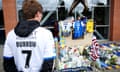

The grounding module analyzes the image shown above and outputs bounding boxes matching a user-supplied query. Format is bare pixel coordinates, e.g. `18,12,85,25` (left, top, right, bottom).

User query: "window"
16,0,111,40
92,0,110,40
0,0,5,44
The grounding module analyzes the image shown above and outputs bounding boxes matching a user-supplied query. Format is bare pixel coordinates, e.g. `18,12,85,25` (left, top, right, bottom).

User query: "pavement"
0,45,4,72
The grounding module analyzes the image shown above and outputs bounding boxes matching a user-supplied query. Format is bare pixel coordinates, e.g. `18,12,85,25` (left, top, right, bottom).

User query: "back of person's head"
22,0,43,19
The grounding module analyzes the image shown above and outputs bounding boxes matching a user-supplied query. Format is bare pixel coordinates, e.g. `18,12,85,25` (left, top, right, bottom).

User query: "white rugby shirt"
3,27,56,72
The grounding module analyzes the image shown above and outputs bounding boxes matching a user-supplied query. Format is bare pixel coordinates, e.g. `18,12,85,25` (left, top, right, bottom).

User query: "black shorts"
40,59,54,72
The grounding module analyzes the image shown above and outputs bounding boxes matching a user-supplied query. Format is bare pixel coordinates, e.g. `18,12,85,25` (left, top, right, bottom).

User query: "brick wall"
110,0,120,41
2,0,17,35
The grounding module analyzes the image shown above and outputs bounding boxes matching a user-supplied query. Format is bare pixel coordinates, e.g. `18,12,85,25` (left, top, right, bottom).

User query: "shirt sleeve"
3,34,13,58
44,31,56,59
3,32,18,72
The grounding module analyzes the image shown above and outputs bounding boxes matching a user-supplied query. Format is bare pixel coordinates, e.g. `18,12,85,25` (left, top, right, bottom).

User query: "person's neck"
27,18,40,22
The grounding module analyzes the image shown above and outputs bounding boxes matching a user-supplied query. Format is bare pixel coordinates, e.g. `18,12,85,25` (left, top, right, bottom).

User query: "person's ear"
36,11,42,18
35,11,42,21
35,11,40,17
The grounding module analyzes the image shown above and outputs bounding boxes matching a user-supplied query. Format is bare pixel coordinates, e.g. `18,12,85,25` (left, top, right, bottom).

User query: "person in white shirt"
3,0,56,72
